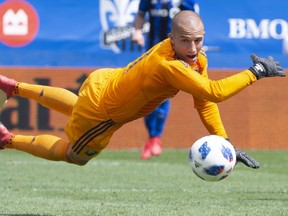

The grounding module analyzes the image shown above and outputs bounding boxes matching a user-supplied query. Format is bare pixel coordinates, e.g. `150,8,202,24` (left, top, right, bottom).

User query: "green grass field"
0,149,287,216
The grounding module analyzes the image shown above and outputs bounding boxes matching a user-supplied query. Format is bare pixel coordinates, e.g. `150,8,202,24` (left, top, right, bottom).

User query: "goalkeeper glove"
226,139,260,169
234,148,260,169
249,54,286,79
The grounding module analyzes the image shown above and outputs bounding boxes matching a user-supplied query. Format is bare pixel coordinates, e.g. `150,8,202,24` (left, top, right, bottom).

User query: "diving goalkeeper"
0,11,285,169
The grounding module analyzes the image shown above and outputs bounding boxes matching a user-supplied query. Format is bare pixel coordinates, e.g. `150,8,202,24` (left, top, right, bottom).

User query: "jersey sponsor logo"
99,0,146,53
0,0,39,47
150,7,180,19
151,0,181,6
150,0,181,19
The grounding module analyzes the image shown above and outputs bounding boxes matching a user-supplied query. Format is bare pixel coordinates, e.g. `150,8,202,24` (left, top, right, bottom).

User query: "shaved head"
171,10,204,36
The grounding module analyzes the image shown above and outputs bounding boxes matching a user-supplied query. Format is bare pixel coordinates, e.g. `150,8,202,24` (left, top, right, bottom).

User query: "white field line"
5,159,176,167
31,187,156,193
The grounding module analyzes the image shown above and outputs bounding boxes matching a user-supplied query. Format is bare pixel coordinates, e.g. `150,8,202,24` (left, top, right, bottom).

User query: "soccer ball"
188,135,236,182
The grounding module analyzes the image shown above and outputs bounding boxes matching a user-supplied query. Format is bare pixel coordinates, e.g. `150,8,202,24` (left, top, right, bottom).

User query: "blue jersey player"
132,0,199,159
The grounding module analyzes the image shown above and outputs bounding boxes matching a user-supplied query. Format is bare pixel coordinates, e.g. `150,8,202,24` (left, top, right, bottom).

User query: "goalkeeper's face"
169,11,205,66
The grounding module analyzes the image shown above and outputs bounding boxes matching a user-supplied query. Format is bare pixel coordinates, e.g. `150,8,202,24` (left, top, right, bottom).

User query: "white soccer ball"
188,135,236,182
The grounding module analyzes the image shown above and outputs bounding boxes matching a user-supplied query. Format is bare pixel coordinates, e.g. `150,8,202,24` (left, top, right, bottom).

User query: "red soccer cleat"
140,138,152,160
0,123,13,149
140,136,163,159
150,136,162,156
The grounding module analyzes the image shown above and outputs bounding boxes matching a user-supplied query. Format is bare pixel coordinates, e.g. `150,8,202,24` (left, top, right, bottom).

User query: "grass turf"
0,149,287,216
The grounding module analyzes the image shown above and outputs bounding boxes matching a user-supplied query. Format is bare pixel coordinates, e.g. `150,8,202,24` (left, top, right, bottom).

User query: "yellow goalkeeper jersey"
70,38,256,143
102,38,255,124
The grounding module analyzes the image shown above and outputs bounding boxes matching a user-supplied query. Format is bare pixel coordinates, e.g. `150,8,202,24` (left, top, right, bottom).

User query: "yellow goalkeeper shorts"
64,69,122,165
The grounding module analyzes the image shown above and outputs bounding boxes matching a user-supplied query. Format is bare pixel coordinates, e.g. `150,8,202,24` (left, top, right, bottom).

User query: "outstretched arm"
195,99,228,138
195,99,260,169
166,54,285,103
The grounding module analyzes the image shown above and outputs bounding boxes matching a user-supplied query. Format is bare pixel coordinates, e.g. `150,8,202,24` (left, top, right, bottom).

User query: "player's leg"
0,119,120,165
0,75,77,116
0,118,120,165
141,100,170,159
150,99,170,155
150,99,170,138
0,123,69,162
141,110,157,159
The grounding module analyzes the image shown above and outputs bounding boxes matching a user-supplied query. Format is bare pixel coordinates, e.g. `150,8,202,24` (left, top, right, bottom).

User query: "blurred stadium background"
0,0,287,150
